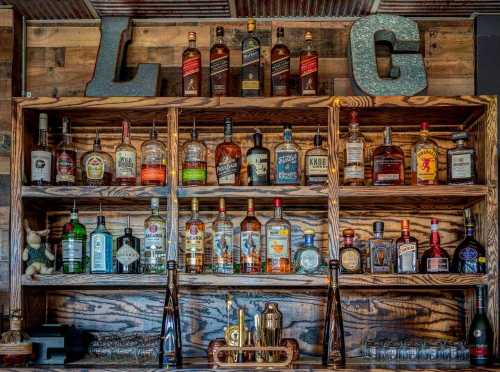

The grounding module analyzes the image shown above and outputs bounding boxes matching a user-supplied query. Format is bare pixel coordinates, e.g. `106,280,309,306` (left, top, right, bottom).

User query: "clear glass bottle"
143,197,167,273
275,125,300,185
90,205,113,274
452,208,486,274
372,127,405,186
411,122,439,185
271,27,290,97
299,31,318,96
55,117,76,186
368,221,393,273
182,120,207,186
141,123,167,186
184,198,205,273
115,120,137,186
182,32,202,97
247,130,270,186
305,128,328,186
265,198,292,273
396,219,418,274
31,112,53,185
215,117,241,186
343,111,365,186
241,18,261,97
116,216,141,274
212,198,234,274
294,229,322,274
339,229,362,274
62,201,87,274
81,130,114,186
240,198,261,273
420,218,450,273
210,26,230,97
447,131,476,185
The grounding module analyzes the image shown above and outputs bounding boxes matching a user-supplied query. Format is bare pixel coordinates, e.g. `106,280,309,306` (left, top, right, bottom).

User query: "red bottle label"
470,345,489,358
300,56,318,77
183,56,201,77
56,152,75,183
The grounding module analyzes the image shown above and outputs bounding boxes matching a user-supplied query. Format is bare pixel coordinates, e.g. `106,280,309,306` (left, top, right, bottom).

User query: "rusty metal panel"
378,0,500,17
0,0,95,19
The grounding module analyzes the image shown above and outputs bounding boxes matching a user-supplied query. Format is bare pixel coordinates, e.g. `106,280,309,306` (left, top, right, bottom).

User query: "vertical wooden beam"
328,99,340,259
167,107,179,263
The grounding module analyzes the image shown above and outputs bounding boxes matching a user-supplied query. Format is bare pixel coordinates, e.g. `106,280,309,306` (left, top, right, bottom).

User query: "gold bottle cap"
247,18,256,32
247,198,254,211
304,31,313,41
304,229,315,235
188,31,197,41
342,228,354,237
219,198,226,212
401,219,410,230
191,197,199,211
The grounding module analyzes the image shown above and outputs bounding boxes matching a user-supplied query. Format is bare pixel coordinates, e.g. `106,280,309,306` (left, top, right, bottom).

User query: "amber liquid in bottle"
185,198,205,274
210,26,230,97
271,27,290,97
240,198,261,273
299,32,318,96
182,32,202,97
215,117,242,186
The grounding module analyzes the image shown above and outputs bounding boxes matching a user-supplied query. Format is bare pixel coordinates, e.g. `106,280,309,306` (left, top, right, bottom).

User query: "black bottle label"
241,39,260,95
247,152,268,185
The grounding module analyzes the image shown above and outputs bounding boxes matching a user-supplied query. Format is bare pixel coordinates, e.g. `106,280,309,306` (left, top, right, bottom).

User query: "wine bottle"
469,285,493,366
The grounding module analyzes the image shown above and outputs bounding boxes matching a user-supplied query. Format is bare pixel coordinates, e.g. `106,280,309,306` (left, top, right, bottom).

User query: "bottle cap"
342,228,354,237
273,198,282,208
224,117,233,136
383,127,392,145
452,131,468,142
216,26,224,37
284,124,292,130
401,219,410,230
188,32,197,41
247,198,254,211
253,130,262,145
191,118,198,139
39,113,48,129
151,197,160,209
167,260,177,270
420,122,429,131
304,31,312,41
62,117,70,134
192,197,199,211
350,111,358,124
314,128,323,146
247,18,256,32
219,198,226,212
373,221,384,233
329,259,339,269
304,229,315,236
276,27,284,37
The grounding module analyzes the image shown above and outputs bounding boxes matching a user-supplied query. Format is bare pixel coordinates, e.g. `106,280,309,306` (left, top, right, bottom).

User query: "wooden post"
167,107,179,262
328,100,340,259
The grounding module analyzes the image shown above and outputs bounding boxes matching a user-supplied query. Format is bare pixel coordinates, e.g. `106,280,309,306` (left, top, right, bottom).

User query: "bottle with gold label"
339,229,362,274
411,122,439,185
241,19,261,97
81,129,114,186
185,198,205,273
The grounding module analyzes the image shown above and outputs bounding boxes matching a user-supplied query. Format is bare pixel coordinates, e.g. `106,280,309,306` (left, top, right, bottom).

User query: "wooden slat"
167,107,178,261
22,185,168,198
178,185,327,198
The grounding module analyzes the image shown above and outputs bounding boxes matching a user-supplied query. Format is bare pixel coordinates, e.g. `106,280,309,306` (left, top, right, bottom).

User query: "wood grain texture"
22,185,168,198
167,107,178,261
328,104,339,259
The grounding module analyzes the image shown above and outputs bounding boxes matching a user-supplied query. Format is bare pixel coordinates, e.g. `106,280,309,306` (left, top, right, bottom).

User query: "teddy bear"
22,219,55,276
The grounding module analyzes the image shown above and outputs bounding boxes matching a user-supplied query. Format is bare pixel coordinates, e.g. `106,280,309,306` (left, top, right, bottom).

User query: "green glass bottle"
62,201,87,274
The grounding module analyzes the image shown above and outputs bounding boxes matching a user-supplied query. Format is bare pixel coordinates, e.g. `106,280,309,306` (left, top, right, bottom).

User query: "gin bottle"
62,201,87,274
90,205,113,274
143,197,167,273
116,216,141,274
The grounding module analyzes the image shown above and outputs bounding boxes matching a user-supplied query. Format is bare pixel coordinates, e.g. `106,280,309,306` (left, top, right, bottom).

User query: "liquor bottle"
241,18,261,97
62,201,87,274
215,117,241,186
294,229,321,274
116,216,141,274
275,125,300,185
305,128,328,186
159,260,183,368
271,27,290,97
143,197,167,274
81,130,114,186
420,218,450,273
247,130,270,186
339,229,362,274
368,222,393,273
265,198,291,273
210,26,230,97
31,113,52,186
185,198,205,273
212,198,234,274
343,112,365,186
90,205,113,274
115,119,137,186
447,132,476,185
396,219,418,274
141,123,167,186
55,117,76,186
299,31,318,96
452,208,486,274
182,120,207,186
322,259,345,368
182,32,202,97
468,285,493,366
372,127,405,186
240,198,261,273
411,122,439,185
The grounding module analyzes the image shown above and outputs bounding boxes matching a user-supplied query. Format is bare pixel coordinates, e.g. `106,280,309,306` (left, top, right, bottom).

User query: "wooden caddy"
9,95,498,364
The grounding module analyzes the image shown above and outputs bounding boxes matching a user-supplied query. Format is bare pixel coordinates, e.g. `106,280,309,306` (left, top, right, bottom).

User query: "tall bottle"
159,260,183,369
182,32,202,97
240,198,261,273
322,259,345,368
141,123,167,186
305,128,328,186
468,285,493,366
452,208,486,274
215,117,241,186
343,112,365,186
31,113,52,186
81,130,114,186
420,218,450,273
90,205,113,274
115,120,137,186
265,198,291,273
299,31,318,96
241,19,261,97
210,26,230,97
411,122,439,185
185,198,205,274
55,117,76,186
275,125,300,185
143,197,167,273
247,130,270,186
62,201,87,274
116,216,141,274
396,219,418,274
182,120,207,186
212,198,234,274
271,27,290,97
372,127,405,186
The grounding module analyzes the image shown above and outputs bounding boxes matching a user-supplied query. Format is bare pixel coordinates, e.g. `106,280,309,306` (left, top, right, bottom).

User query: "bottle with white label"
115,120,137,186
265,198,291,273
343,111,365,186
305,128,328,186
31,112,53,185
90,205,113,274
143,197,167,274
247,130,270,186
62,201,87,274
212,198,234,274
447,131,476,185
275,125,300,185
116,216,140,274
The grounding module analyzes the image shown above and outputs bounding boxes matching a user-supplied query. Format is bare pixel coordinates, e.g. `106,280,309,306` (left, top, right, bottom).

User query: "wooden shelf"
22,185,169,198
21,273,487,288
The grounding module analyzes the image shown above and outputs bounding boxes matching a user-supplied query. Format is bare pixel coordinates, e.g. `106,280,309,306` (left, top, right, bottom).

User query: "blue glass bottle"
90,212,113,274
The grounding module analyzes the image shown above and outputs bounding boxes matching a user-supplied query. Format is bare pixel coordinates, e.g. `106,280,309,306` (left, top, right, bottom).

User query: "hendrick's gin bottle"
468,285,493,366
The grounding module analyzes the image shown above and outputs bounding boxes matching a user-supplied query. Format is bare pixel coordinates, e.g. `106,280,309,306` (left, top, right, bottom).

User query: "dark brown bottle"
299,32,318,96
271,27,290,97
241,19,261,97
210,26,230,97
323,259,345,368
469,285,493,366
182,32,202,97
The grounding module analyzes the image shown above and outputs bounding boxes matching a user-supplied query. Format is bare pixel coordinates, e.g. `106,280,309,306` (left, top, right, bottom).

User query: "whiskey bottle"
468,285,493,366
299,31,318,96
372,127,405,186
55,117,76,186
90,205,113,274
116,216,141,274
241,19,261,97
447,132,476,185
210,26,230,97
339,229,362,274
141,123,167,186
212,198,234,274
271,27,290,97
182,120,207,186
247,130,270,186
411,122,439,185
396,219,418,274
294,229,321,274
159,260,183,368
31,113,53,185
265,198,291,273
182,32,202,97
215,117,241,186
143,197,167,273
185,198,205,273
115,120,137,186
322,259,345,368
420,218,450,273
452,208,486,274
240,198,261,273
343,112,365,186
368,222,393,273
275,125,300,185
62,201,87,274
81,130,114,186
305,128,328,186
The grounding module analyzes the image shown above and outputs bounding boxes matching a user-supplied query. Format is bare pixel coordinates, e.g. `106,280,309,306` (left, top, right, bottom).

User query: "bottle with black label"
247,130,270,186
305,128,328,186
241,19,261,97
271,27,290,97
116,216,141,274
210,26,230,97
468,285,492,366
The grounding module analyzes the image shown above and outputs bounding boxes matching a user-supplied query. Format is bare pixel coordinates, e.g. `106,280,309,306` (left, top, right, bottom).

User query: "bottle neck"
305,39,313,52
329,264,339,288
70,210,78,221
217,35,224,45
466,226,475,237
304,234,314,248
343,236,353,248
152,207,160,216
401,228,410,238
373,232,383,239
38,129,48,147
247,207,255,217
189,40,196,49
384,132,392,146
349,124,359,135
420,129,429,139
191,209,199,219
430,231,441,250
274,206,282,218
476,293,486,313
276,35,284,45
455,139,465,149
284,129,292,142
122,123,131,144
167,267,177,289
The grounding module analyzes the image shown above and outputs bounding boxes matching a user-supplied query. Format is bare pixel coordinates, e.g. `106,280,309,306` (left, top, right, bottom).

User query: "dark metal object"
85,17,160,97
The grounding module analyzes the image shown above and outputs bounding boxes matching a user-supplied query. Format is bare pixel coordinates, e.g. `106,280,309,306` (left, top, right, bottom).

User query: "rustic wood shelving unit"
10,95,498,364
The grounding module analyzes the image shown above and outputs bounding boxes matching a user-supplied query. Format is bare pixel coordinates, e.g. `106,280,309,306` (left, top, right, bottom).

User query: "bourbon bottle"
372,127,405,186
182,32,202,97
215,117,241,186
271,27,290,97
210,26,230,97
299,32,318,96
241,19,261,97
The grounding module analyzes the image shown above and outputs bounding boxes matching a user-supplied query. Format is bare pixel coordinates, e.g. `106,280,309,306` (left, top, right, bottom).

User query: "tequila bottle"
143,197,167,273
212,198,234,274
343,111,365,186
55,117,76,186
182,120,207,186
339,229,362,274
116,216,141,274
368,221,393,273
275,125,300,185
115,120,137,186
210,26,230,97
185,198,205,273
240,198,261,273
141,123,167,186
265,198,291,273
215,117,241,186
247,130,270,186
81,130,114,186
62,201,87,274
305,128,328,186
90,205,113,274
294,229,321,274
31,113,52,185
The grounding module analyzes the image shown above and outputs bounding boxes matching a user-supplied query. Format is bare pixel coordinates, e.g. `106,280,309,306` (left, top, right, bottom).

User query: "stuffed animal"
22,219,54,276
